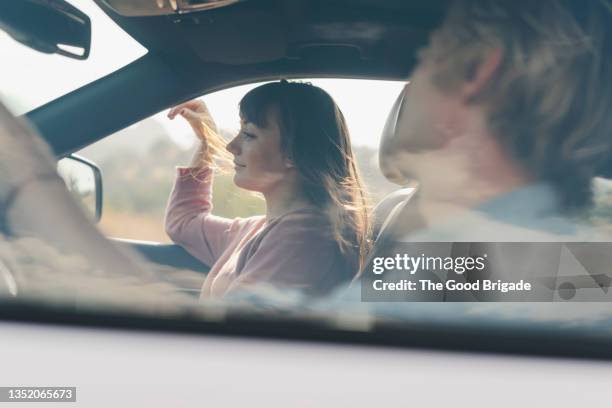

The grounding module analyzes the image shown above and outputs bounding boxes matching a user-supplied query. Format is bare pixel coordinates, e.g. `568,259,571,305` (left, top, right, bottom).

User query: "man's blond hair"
426,0,612,211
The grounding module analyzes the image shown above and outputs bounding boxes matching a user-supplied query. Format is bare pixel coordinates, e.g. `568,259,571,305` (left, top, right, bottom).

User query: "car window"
0,0,147,115
77,79,403,242
2,0,612,370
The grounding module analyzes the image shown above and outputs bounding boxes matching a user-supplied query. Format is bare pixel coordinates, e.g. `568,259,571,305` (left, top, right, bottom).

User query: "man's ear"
462,48,503,102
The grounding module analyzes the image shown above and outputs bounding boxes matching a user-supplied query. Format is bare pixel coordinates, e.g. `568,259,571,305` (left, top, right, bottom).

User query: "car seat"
370,86,419,241
357,86,447,300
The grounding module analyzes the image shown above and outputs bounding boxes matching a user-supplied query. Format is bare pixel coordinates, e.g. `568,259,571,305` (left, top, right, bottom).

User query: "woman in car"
164,80,370,298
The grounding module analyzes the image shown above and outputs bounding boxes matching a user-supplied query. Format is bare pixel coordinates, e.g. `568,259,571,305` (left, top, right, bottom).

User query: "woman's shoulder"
269,208,333,234
248,208,336,249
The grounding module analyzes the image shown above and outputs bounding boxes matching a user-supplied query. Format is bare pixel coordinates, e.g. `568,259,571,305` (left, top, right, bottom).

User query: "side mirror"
0,0,91,60
57,155,103,222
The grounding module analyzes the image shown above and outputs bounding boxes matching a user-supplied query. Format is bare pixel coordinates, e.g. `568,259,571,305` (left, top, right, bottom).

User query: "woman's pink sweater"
164,167,354,298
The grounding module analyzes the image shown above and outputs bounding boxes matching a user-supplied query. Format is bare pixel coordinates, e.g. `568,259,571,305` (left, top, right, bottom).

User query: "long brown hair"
239,80,371,273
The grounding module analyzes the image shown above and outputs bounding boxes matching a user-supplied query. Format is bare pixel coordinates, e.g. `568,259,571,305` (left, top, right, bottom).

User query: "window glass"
3,0,612,367
0,0,147,115
77,79,404,242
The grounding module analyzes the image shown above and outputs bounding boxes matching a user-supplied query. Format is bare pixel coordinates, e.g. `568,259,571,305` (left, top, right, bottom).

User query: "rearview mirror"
0,0,91,60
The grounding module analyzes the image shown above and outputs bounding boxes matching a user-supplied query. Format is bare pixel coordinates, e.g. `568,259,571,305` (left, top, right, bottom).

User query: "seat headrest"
378,85,411,186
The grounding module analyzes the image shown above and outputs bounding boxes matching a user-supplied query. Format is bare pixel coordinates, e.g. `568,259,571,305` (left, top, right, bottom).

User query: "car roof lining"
95,0,446,65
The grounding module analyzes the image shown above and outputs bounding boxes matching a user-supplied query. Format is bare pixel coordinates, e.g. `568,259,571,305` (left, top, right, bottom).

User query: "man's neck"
415,129,532,224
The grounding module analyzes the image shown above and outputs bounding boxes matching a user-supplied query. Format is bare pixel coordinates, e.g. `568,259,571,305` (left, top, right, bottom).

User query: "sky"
0,0,405,148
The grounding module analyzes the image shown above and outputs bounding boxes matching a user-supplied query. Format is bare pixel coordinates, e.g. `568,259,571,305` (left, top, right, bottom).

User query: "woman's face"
226,107,294,193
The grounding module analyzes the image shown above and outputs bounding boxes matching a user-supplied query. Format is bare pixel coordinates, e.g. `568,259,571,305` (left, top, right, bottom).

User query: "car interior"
3,1,612,376
11,0,449,285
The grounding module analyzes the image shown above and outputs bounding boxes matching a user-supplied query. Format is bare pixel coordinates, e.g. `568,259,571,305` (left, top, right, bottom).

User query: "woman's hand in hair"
168,99,225,167
168,99,218,140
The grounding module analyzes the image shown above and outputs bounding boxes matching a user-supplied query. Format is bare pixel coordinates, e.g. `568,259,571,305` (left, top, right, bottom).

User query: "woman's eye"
241,131,256,140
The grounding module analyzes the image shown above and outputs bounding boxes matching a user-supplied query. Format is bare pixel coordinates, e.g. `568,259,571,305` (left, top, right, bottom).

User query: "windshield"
0,0,147,115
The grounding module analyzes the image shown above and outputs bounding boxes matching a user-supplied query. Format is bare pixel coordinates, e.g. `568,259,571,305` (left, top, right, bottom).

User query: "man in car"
363,0,612,301
379,0,612,241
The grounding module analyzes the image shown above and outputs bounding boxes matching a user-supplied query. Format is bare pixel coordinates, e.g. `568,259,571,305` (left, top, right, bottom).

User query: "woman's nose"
226,135,240,155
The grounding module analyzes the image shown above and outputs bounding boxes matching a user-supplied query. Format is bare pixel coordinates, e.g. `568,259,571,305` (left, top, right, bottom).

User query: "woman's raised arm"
164,100,238,266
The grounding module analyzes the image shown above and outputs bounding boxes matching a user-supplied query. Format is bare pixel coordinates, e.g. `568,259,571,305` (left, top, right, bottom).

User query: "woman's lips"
234,162,246,169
